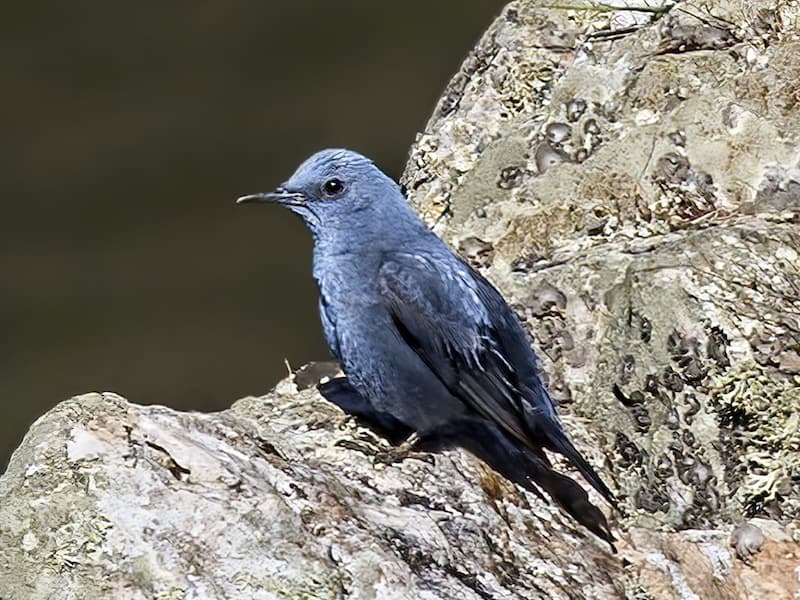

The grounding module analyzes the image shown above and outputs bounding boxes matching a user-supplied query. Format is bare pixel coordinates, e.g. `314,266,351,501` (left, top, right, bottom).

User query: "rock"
730,522,765,561
3,0,800,597
403,0,800,536
1,391,799,599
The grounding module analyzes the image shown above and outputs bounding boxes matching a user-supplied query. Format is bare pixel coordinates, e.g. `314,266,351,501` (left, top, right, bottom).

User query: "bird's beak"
236,187,306,206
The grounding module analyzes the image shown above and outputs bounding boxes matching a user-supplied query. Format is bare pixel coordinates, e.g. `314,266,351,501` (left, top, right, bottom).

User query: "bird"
238,148,617,549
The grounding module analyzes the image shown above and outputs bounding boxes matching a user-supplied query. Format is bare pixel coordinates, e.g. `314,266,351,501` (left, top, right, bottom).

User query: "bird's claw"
373,433,429,465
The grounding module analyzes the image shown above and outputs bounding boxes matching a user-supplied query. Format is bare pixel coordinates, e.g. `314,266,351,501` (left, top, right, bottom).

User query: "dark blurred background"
0,3,504,469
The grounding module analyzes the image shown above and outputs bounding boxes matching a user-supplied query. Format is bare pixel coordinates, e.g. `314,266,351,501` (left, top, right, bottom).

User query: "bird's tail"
417,417,616,551
522,380,617,508
539,419,617,508
530,464,616,550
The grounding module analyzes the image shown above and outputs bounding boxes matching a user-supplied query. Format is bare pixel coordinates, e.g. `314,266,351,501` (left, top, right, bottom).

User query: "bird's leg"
373,431,431,465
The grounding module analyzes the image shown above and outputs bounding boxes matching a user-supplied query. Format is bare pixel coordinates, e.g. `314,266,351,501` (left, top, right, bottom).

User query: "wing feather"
378,252,616,506
378,253,546,446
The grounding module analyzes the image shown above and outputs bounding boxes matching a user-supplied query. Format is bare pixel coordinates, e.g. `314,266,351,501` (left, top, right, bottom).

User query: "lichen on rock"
2,0,800,598
404,0,800,535
710,364,800,519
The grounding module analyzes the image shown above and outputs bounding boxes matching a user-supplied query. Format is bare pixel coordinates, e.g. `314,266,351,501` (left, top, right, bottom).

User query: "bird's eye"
322,178,345,197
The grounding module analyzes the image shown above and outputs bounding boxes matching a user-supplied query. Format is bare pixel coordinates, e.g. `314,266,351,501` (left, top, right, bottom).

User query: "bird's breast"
320,294,467,431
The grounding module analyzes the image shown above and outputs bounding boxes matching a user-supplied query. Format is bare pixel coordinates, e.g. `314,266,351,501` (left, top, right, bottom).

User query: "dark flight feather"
378,252,616,547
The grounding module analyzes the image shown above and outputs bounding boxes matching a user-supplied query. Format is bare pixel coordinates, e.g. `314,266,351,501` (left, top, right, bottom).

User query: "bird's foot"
373,433,430,465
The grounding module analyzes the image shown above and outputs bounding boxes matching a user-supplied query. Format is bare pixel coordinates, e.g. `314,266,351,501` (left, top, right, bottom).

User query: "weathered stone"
404,0,800,534
3,0,800,597
1,390,798,599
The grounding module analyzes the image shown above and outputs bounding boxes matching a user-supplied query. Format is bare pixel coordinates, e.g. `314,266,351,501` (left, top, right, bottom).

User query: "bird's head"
237,149,405,235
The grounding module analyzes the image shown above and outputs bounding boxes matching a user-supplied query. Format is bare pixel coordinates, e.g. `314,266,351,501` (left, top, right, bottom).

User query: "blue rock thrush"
238,149,617,549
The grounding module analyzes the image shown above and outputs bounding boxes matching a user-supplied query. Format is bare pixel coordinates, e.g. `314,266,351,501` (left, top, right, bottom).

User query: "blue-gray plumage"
238,149,617,549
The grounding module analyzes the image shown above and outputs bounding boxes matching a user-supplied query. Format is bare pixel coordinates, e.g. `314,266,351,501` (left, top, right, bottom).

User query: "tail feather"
417,417,616,551
542,423,617,509
535,468,616,550
523,382,617,508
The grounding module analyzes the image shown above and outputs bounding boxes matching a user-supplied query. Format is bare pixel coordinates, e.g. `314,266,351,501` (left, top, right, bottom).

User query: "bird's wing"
318,295,341,360
377,252,552,446
378,252,616,506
